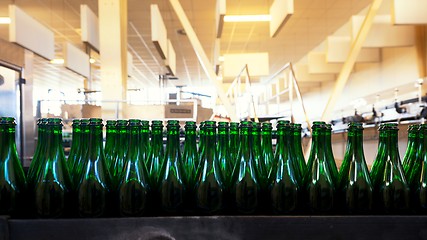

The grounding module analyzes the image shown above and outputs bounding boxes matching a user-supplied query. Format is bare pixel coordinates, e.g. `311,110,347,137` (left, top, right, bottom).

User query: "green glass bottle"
403,124,419,178
290,123,307,184
232,121,259,214
198,121,205,157
217,122,233,212
229,122,240,171
324,124,339,184
0,117,27,216
217,122,231,188
76,118,112,217
274,121,289,156
71,119,90,186
370,124,387,187
304,121,335,213
27,118,48,186
261,122,275,181
251,122,269,212
252,122,267,188
182,121,198,190
410,124,427,212
110,119,128,188
118,119,150,216
140,120,150,162
270,121,299,214
34,118,73,218
195,121,224,214
337,122,373,213
67,119,81,173
104,120,117,170
158,120,186,213
370,123,409,213
147,120,164,189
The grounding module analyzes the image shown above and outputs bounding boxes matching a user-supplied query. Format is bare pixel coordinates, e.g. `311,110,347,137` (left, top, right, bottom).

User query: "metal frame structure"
321,0,384,121
259,62,311,130
169,0,237,121
225,64,259,121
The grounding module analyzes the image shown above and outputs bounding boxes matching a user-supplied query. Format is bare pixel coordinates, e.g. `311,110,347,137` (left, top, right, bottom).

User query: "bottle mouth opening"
167,120,180,125
0,117,16,125
47,118,62,125
128,119,142,126
106,120,117,126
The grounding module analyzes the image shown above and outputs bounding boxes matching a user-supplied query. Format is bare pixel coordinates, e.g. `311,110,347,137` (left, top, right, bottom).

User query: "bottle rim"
0,117,16,125
47,118,62,125
115,119,127,125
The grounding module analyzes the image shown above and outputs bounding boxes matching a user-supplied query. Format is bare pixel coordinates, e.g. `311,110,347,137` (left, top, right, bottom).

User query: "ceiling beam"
169,0,237,121
321,0,383,121
415,26,426,78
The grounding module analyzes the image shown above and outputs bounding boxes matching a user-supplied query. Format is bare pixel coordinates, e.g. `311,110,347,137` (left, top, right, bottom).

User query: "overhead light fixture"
0,17,11,24
224,15,271,22
89,58,96,64
50,59,64,64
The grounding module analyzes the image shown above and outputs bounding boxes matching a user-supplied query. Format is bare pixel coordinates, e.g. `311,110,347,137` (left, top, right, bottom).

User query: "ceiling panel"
0,0,372,95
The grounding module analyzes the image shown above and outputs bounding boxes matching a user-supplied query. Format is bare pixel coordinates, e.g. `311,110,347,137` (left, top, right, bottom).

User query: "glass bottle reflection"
0,117,27,216
118,119,150,216
158,120,186,213
338,122,373,213
34,118,72,218
195,121,224,214
76,118,112,217
232,121,259,214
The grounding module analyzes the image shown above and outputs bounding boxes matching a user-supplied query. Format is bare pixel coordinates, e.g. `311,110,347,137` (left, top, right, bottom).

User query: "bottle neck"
105,127,116,146
184,127,197,145
204,127,216,158
48,125,64,150
251,128,261,152
324,129,332,149
116,126,128,154
230,128,239,143
261,129,272,149
166,126,180,156
79,125,90,147
347,128,364,157
419,127,427,152
0,125,17,151
72,126,81,146
310,127,325,158
311,128,323,150
37,124,44,142
89,125,104,151
128,126,141,153
239,127,251,155
387,129,400,162
293,129,302,149
275,127,286,155
151,127,163,151
217,127,229,152
141,127,150,145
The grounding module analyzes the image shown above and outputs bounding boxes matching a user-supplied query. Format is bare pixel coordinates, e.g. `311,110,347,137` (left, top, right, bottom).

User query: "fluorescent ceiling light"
224,15,271,22
50,59,64,64
0,17,11,24
89,58,96,64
